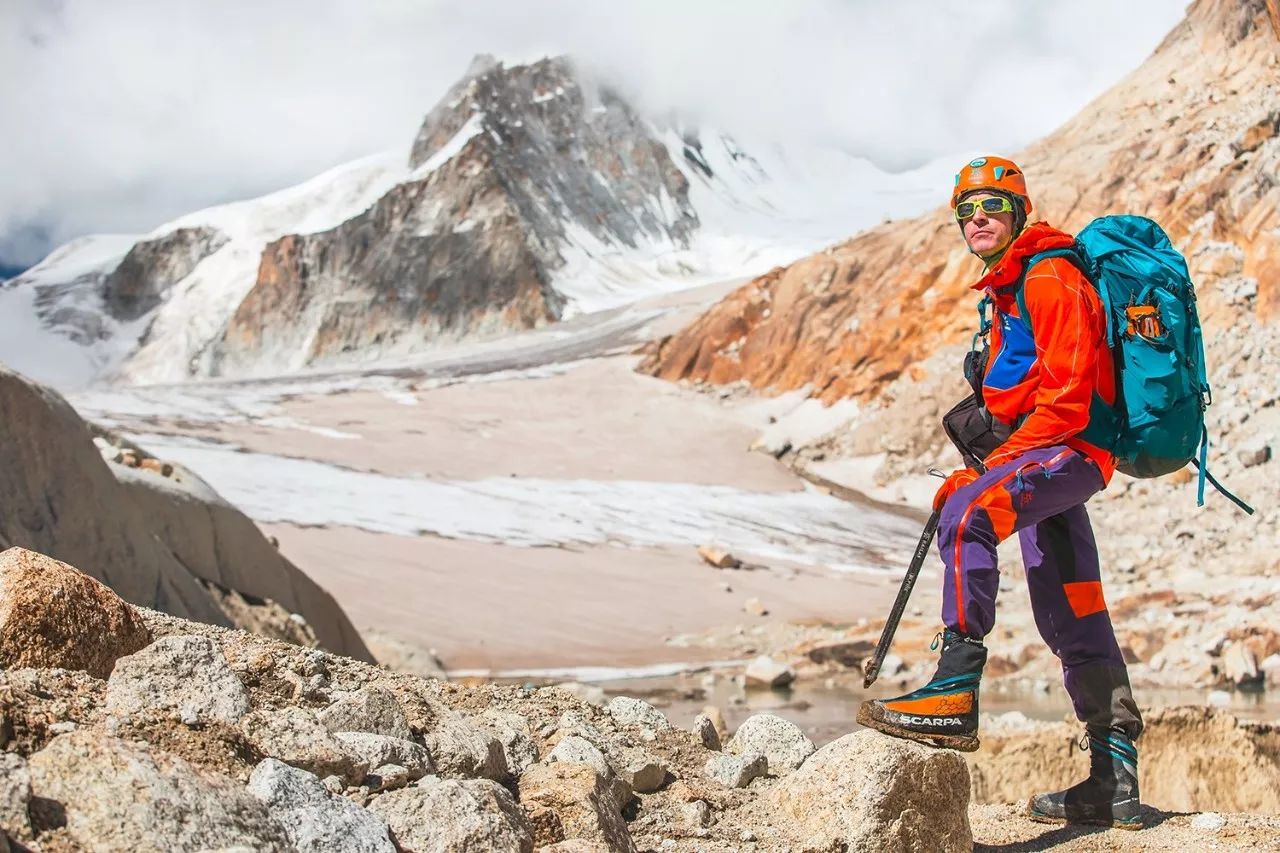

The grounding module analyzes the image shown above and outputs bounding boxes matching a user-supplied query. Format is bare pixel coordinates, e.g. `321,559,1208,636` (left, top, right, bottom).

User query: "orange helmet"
950,156,1033,216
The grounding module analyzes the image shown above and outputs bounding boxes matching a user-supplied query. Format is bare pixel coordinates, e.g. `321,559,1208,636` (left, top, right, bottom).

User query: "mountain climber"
856,157,1143,829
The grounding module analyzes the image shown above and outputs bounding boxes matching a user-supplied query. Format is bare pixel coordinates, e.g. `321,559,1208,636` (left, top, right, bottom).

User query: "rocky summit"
2,550,1278,852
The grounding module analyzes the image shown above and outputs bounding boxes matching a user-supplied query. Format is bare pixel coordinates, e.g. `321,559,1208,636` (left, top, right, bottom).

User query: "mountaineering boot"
856,629,986,752
1028,725,1142,830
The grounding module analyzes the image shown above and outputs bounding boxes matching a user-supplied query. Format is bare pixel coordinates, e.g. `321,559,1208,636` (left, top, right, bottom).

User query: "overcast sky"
0,0,1189,270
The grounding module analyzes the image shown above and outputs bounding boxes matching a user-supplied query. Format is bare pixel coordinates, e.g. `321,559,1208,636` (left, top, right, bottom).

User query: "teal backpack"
1005,215,1252,514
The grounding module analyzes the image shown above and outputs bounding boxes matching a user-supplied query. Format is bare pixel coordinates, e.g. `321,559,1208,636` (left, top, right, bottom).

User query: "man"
856,156,1144,829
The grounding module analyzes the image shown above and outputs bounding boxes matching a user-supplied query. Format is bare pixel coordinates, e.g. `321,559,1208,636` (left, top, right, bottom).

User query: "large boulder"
247,758,396,852
368,777,534,853
768,730,972,853
518,762,637,853
726,713,815,775
0,367,370,660
105,634,250,725
26,729,289,852
0,548,151,678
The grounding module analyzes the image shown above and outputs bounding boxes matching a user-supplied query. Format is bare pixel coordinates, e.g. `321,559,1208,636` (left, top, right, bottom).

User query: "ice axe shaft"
862,509,941,689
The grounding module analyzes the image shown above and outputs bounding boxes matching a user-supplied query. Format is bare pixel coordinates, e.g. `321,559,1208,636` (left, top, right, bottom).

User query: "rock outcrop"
102,226,229,320
0,366,371,660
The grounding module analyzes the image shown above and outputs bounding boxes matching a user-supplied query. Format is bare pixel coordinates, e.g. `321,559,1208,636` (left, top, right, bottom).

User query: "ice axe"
861,466,966,689
861,508,941,688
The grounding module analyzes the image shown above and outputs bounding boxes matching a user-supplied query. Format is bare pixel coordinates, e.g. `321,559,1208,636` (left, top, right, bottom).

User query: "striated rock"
105,634,249,725
247,758,395,852
691,713,721,750
368,777,534,853
27,729,289,852
744,655,796,689
0,753,31,843
0,548,151,679
768,729,972,852
518,762,637,853
726,713,815,775
605,696,671,734
318,686,413,741
333,732,433,781
241,707,368,784
969,707,1280,814
704,752,768,789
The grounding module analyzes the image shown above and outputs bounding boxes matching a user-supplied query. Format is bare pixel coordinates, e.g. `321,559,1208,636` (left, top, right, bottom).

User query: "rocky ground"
3,545,1279,852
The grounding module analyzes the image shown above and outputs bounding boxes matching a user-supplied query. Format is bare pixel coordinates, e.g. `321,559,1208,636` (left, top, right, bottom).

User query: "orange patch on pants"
1064,581,1107,618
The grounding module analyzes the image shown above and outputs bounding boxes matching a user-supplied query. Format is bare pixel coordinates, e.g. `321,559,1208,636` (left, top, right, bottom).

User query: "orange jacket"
972,222,1117,483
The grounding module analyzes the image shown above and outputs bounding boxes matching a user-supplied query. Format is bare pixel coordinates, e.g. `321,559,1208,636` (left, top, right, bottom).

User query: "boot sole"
856,704,980,752
1025,799,1143,831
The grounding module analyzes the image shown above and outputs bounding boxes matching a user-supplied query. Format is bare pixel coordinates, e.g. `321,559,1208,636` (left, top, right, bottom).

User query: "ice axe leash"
861,465,976,689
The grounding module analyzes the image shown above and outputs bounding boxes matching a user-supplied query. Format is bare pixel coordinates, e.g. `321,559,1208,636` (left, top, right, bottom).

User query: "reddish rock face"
641,0,1280,403
0,548,152,679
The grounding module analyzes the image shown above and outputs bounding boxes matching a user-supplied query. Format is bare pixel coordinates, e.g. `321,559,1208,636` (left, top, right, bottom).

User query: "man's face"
959,191,1017,260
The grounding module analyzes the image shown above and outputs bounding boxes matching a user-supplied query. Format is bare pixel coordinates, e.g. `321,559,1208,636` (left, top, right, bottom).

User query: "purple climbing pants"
937,445,1143,737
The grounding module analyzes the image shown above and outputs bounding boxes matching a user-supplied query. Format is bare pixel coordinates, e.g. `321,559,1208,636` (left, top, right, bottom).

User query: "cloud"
0,0,1188,268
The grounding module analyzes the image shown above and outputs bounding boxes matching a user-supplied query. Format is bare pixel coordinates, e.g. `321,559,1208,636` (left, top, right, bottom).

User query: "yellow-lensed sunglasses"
955,196,1014,221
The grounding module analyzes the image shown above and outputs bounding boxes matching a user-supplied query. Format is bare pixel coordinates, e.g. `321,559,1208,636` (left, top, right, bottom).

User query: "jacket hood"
970,221,1075,293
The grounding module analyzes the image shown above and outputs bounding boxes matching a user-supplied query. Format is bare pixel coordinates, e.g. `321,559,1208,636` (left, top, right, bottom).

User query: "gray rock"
105,634,250,725
27,729,289,852
102,226,228,320
703,753,768,788
769,730,971,851
368,777,533,853
682,799,712,829
478,710,539,776
419,703,509,780
744,655,796,689
726,713,815,775
548,736,631,808
333,731,433,780
318,686,413,740
247,758,395,852
1237,442,1272,468
241,707,368,785
605,697,670,734
0,753,31,842
692,714,721,750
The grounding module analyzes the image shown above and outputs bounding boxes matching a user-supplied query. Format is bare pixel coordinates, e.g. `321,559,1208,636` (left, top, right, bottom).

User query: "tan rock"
0,548,151,679
518,762,637,853
696,545,741,569
138,457,174,477
768,730,971,852
700,706,729,745
743,597,769,617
